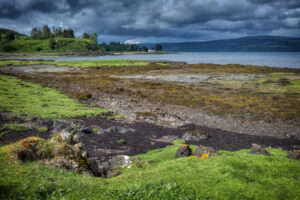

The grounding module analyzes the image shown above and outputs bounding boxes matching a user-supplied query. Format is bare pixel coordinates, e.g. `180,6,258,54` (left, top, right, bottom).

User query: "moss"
117,139,126,145
37,126,48,132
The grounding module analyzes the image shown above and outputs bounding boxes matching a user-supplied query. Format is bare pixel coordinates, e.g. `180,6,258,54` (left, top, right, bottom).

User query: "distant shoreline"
0,51,172,58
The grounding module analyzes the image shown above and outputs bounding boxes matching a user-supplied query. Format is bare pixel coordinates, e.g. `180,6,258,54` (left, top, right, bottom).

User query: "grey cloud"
0,0,299,42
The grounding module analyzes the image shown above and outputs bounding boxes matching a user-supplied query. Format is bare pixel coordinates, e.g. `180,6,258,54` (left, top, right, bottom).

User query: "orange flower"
201,152,209,160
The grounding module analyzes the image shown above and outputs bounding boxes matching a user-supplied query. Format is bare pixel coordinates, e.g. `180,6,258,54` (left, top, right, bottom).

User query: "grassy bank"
0,139,299,199
0,74,107,119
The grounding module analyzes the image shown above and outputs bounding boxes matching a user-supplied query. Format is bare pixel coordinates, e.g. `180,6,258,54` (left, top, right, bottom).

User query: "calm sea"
3,52,300,69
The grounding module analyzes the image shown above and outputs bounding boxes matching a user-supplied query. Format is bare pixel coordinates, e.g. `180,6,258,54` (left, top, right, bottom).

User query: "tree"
5,31,15,41
90,33,98,44
48,36,56,49
82,33,90,38
42,25,51,39
155,44,162,51
63,29,75,38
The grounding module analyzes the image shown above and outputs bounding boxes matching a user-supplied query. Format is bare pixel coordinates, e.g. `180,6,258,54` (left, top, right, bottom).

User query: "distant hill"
140,36,300,52
0,28,25,36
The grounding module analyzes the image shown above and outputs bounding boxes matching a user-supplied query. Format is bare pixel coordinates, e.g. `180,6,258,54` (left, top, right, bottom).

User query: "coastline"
0,51,172,58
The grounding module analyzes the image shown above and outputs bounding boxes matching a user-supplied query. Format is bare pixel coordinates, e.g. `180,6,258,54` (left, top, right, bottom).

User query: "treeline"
31,25,75,39
0,25,163,53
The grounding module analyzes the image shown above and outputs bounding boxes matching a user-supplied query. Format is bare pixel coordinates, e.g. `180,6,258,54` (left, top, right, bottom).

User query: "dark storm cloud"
0,0,299,42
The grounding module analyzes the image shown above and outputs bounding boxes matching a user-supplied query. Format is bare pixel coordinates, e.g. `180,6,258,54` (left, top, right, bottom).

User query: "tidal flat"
0,59,299,139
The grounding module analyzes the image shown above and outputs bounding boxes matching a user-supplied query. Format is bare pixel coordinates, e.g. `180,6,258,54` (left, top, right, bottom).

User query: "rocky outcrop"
193,145,217,159
175,144,192,158
287,150,300,160
182,129,209,142
250,144,270,155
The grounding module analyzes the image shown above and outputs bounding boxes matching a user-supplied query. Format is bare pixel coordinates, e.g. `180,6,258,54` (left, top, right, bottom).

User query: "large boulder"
60,131,74,145
90,158,108,177
175,144,192,158
287,150,300,160
250,144,270,156
108,155,133,169
162,135,179,142
52,120,72,133
182,129,209,142
193,145,217,158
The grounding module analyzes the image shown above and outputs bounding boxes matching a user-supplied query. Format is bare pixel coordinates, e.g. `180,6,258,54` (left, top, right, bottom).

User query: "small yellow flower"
200,152,209,160
182,144,189,147
188,156,196,158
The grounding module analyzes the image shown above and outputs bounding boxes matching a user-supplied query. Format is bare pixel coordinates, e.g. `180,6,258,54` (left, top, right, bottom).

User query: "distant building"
148,49,155,53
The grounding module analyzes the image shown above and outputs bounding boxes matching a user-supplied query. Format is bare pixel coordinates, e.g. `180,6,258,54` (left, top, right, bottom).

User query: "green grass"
0,140,299,199
0,59,149,68
0,75,108,119
37,127,48,132
52,59,149,68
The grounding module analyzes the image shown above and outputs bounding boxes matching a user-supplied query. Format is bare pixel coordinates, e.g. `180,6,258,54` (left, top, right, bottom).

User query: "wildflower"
200,152,209,160
182,144,189,147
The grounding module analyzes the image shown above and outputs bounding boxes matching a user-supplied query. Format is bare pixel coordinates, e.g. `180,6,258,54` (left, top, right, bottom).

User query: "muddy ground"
1,114,299,162
0,62,299,139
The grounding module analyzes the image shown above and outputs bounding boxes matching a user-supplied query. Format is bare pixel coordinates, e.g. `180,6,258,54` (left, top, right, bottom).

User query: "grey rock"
106,170,121,178
60,132,74,145
287,150,300,160
182,130,209,142
175,144,192,158
76,125,92,134
52,120,72,133
90,158,108,177
162,135,179,142
105,126,136,134
250,144,270,155
73,132,84,143
193,145,217,157
95,128,106,135
108,155,133,169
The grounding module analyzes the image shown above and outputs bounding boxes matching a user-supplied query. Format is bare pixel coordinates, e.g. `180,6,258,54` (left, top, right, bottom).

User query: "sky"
0,0,300,43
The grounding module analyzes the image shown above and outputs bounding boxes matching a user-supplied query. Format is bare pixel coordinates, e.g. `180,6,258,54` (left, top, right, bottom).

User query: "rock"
162,135,179,142
95,128,106,135
90,158,108,177
73,132,84,143
108,155,133,169
175,144,192,158
106,170,122,178
250,144,270,155
60,132,74,145
75,125,92,134
52,120,72,133
105,126,136,134
182,129,209,142
193,145,217,158
287,150,300,160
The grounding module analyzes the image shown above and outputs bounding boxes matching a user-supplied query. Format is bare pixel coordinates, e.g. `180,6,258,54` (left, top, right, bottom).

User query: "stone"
60,132,74,145
73,132,84,143
287,150,300,160
106,170,122,178
108,155,133,169
193,145,217,158
52,120,72,133
250,144,270,155
105,126,136,134
175,144,192,158
182,129,209,142
162,135,179,142
90,158,108,177
75,125,92,134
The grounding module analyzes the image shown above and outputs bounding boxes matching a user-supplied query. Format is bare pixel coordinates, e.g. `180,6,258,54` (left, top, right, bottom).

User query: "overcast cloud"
0,0,300,43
